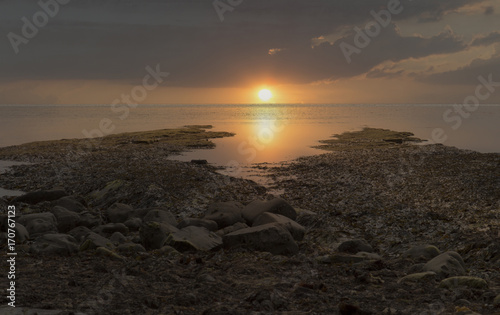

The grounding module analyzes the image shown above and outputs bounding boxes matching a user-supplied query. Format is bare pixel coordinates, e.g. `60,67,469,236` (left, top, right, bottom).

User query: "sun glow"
258,89,273,102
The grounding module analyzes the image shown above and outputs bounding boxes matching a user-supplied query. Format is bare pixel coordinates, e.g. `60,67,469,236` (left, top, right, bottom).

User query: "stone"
26,218,58,237
106,203,134,223
117,243,147,255
338,239,374,254
93,223,129,236
53,196,87,213
166,226,223,252
252,212,305,241
223,223,299,255
124,217,143,231
439,276,488,289
204,201,245,229
80,232,115,250
216,222,249,236
14,223,29,243
68,226,92,243
403,244,441,262
423,251,466,278
30,233,78,256
398,271,437,283
89,180,130,206
242,198,297,224
191,159,208,165
95,247,125,261
78,211,102,228
50,206,80,232
143,209,177,226
18,212,57,227
109,232,127,244
318,252,381,264
493,294,500,307
140,222,179,250
178,218,218,231
13,189,67,205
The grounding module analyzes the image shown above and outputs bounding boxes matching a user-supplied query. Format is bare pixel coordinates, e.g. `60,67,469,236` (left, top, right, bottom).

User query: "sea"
1,104,499,196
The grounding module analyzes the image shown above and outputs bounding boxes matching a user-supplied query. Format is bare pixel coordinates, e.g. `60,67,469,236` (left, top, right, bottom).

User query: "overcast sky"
1,0,500,104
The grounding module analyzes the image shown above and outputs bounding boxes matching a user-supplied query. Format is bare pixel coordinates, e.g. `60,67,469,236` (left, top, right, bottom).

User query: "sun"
258,89,273,102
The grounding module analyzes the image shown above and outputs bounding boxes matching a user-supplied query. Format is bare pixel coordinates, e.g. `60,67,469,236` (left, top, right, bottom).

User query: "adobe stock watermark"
7,0,71,54
213,0,243,22
340,0,411,64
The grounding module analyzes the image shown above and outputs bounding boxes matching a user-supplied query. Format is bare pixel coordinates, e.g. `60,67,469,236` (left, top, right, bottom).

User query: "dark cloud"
471,31,500,47
484,5,494,15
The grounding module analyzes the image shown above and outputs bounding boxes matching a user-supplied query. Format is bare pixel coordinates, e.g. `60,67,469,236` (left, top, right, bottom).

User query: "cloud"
471,31,500,47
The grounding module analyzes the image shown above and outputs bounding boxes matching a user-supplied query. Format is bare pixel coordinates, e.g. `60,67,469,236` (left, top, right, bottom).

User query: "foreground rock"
242,198,297,224
166,226,222,252
30,234,78,255
439,276,488,289
252,212,305,241
423,251,466,278
204,201,245,228
13,189,67,205
338,239,374,254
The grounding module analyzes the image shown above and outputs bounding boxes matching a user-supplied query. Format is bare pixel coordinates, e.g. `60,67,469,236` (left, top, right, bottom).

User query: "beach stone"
30,233,78,256
178,218,218,231
93,223,129,236
318,252,381,264
252,212,305,241
95,247,125,261
14,223,29,243
204,201,245,229
338,239,374,254
143,209,177,226
156,245,180,256
68,226,92,243
242,198,297,224
18,212,57,227
124,217,143,231
439,276,488,289
109,232,127,244
166,226,223,252
423,251,466,278
78,211,102,228
53,196,87,213
403,244,441,261
117,243,146,255
26,218,58,237
50,206,80,232
398,271,437,283
223,223,299,255
89,179,130,205
106,203,134,223
13,189,67,205
216,222,249,236
80,232,115,250
140,222,179,250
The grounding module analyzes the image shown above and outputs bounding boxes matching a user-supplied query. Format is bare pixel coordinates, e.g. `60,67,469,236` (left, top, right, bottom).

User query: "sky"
1,0,500,105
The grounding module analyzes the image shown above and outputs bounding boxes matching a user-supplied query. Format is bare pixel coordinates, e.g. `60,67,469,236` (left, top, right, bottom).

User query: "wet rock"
204,201,245,229
106,203,134,223
423,251,466,278
140,222,179,250
242,198,297,224
398,271,437,283
95,247,125,261
124,217,142,231
403,244,441,262
143,209,177,226
78,211,102,228
68,226,92,243
30,233,78,256
80,232,115,250
13,189,67,205
338,239,374,254
166,226,222,252
252,212,305,241
439,276,488,289
178,218,218,231
109,231,127,244
50,206,80,232
216,222,249,236
53,196,87,213
223,223,299,255
93,223,129,236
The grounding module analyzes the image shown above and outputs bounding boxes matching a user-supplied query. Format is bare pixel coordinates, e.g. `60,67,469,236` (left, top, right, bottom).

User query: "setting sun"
258,89,273,102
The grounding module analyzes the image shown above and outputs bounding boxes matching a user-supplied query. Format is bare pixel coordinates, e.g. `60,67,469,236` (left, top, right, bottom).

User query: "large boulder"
216,222,249,236
18,212,57,227
140,222,179,250
204,201,245,229
30,234,79,256
143,209,177,226
50,206,81,232
338,239,374,254
80,232,115,250
53,196,87,213
13,189,67,205
423,251,466,278
78,211,102,228
178,218,218,232
19,213,58,237
403,244,441,262
242,198,297,224
223,223,299,255
68,226,92,243
166,226,223,252
106,203,134,223
252,212,305,241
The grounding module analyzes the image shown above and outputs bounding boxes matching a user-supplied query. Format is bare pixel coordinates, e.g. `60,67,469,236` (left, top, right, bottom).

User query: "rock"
14,223,29,243
18,212,57,227
68,226,92,243
204,201,245,229
191,159,208,165
50,206,80,232
252,212,305,241
30,234,78,256
25,218,58,237
117,243,146,255
242,198,297,224
178,218,218,231
143,209,177,226
223,223,299,255
338,239,374,254
95,247,125,261
493,294,500,307
124,217,143,231
423,251,466,278
93,223,129,236
80,232,115,250
439,276,488,289
403,244,441,262
318,252,381,264
53,196,87,213
106,203,134,223
13,189,67,205
140,222,179,250
216,222,249,236
78,211,102,228
166,226,223,252
398,271,437,283
89,180,130,206
156,245,180,256
110,232,127,244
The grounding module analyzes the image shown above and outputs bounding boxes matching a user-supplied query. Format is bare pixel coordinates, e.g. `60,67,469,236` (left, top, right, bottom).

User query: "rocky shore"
0,127,499,314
